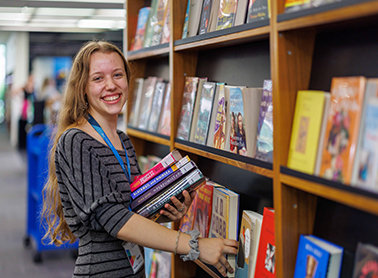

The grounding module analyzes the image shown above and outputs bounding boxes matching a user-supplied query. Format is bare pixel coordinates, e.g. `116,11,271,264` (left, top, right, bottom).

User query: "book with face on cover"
157,83,171,136
147,81,166,132
216,0,238,30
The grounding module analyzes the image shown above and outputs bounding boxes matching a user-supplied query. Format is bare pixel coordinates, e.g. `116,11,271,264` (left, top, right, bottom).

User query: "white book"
187,0,204,37
234,0,249,26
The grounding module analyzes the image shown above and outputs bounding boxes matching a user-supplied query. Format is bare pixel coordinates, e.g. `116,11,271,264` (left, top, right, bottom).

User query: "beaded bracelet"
174,230,181,255
180,230,200,262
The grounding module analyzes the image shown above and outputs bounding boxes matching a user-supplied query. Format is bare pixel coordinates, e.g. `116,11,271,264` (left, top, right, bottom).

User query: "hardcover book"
143,0,159,48
181,0,191,39
147,81,166,132
157,83,171,136
187,0,204,37
216,0,238,30
192,181,215,238
199,0,213,34
229,86,247,156
189,77,209,142
128,78,144,128
352,242,378,278
294,234,344,278
208,0,221,32
151,0,169,46
319,76,367,184
160,1,171,44
179,191,199,233
130,7,151,51
176,77,200,140
234,0,249,26
247,0,270,24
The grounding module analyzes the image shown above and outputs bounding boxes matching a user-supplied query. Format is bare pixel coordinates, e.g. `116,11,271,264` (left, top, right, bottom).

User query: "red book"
131,149,182,192
255,207,276,278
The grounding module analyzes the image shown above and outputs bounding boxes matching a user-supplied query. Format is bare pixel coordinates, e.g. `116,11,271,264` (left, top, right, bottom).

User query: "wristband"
180,229,200,261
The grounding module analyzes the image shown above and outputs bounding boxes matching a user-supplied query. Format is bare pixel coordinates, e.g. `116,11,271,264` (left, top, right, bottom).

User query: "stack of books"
130,149,206,220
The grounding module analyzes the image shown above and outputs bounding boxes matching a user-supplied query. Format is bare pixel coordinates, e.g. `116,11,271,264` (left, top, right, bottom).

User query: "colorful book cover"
247,0,269,24
284,0,311,13
319,76,367,184
213,84,227,150
193,82,216,145
143,0,159,48
192,181,215,238
137,77,159,130
255,80,273,163
294,235,344,278
216,0,238,30
160,2,171,44
179,190,199,233
353,242,378,278
157,83,171,136
147,81,166,132
287,90,326,175
151,0,169,46
130,149,182,192
128,78,144,127
229,87,247,156
130,7,151,51
182,0,191,39
176,77,199,140
199,0,213,34
254,207,275,278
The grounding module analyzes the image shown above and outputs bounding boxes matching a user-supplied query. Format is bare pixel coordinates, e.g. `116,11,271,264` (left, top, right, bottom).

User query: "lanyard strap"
88,114,131,182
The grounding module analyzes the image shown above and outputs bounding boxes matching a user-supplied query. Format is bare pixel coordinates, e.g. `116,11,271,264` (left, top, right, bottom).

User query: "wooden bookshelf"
124,0,378,277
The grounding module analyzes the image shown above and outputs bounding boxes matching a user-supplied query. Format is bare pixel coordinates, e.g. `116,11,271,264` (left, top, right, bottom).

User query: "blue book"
294,234,344,278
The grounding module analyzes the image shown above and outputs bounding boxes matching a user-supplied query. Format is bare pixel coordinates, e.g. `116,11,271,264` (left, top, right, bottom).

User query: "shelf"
175,139,273,178
277,0,378,32
126,126,170,146
174,20,270,52
280,166,378,216
127,43,169,60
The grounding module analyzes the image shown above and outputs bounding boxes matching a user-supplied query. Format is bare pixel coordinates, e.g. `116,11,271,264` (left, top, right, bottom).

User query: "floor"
0,123,75,278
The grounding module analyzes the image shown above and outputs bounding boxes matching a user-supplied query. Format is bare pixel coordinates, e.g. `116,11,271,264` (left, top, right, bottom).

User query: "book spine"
130,150,180,192
138,169,204,218
131,160,197,210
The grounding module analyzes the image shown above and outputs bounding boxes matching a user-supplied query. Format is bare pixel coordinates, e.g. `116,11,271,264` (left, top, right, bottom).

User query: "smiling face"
86,51,128,121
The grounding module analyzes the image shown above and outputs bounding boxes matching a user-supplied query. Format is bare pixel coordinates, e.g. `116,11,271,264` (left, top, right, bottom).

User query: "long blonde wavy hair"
42,40,131,245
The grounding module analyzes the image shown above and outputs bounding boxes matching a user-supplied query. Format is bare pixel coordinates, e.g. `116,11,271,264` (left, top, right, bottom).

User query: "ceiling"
0,0,126,43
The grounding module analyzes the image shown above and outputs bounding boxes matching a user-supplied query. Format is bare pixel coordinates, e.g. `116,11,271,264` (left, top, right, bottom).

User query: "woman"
42,41,237,278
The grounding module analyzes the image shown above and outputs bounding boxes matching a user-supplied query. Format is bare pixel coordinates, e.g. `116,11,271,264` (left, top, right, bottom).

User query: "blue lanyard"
87,114,131,183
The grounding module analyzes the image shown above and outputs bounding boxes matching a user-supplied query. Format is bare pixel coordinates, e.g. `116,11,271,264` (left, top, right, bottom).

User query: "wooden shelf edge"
175,142,273,178
277,0,378,32
280,173,378,216
194,260,220,278
126,127,170,146
127,44,170,60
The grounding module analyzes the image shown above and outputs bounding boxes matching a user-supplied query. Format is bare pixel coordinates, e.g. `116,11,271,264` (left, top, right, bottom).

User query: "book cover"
255,207,275,278
229,86,247,156
143,0,159,48
193,82,216,145
246,0,270,24
287,90,327,175
353,242,378,278
128,78,144,128
130,7,151,51
182,0,191,39
294,234,344,278
187,0,204,37
208,83,227,149
192,181,215,238
209,186,240,277
284,0,311,13
234,0,249,26
319,76,367,184
189,77,209,142
130,149,182,192
137,76,159,130
147,81,166,132
242,87,263,158
235,210,263,278
216,0,238,31
151,0,169,46
179,190,199,233
199,0,213,35
160,2,171,44
255,80,273,163
157,83,171,136
176,77,200,140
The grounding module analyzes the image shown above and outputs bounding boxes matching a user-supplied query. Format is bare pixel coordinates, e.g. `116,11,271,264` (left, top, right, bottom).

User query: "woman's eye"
93,76,102,81
114,73,123,78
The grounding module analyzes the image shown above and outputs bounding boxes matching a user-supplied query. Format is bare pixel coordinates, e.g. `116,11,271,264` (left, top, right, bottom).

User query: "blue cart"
24,124,78,263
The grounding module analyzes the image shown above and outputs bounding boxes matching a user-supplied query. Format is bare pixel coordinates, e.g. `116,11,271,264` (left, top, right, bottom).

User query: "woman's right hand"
197,237,238,277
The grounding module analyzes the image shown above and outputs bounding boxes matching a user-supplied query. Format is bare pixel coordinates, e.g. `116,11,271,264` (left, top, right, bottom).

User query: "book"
130,160,197,210
143,0,160,48
242,87,263,158
209,186,240,277
192,180,216,238
294,234,344,278
130,149,182,192
254,207,275,277
193,82,216,145
284,0,311,13
136,168,206,219
179,190,199,233
287,90,327,175
208,0,221,32
130,7,151,51
151,0,169,46
216,0,238,31
199,0,213,34
157,83,171,136
255,80,273,163
182,0,191,39
147,81,166,132
352,242,378,278
246,0,270,24
189,77,209,142
235,210,263,278
319,76,367,184
176,77,200,140
128,78,144,128
160,1,171,44
187,0,204,37
234,0,249,26
137,76,159,130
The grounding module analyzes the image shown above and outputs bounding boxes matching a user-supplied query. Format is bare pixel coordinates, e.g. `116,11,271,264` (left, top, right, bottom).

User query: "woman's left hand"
159,190,196,222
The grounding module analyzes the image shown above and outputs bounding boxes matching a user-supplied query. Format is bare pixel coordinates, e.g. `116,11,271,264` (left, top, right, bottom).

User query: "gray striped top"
56,128,145,278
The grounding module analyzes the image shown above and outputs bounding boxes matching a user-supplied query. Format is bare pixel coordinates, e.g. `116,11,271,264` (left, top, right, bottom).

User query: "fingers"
219,255,234,275
214,261,227,277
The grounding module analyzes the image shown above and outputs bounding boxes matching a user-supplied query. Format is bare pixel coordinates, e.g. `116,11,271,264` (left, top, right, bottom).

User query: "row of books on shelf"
287,76,378,193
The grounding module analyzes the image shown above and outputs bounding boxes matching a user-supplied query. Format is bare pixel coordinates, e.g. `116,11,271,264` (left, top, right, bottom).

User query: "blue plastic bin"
25,124,78,263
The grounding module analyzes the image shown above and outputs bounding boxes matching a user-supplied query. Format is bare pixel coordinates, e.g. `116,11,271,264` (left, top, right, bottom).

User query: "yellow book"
287,90,326,174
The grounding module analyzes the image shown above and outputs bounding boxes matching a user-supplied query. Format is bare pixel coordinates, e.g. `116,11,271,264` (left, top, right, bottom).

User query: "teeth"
103,95,120,101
